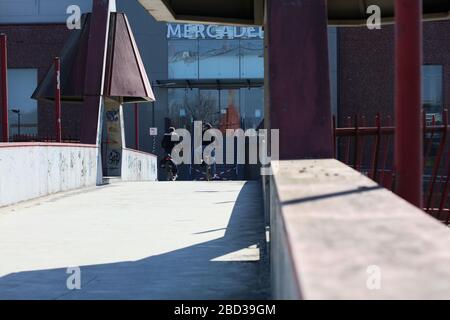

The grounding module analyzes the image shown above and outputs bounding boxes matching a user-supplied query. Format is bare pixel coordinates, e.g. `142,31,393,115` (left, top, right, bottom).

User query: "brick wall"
338,20,450,126
0,24,81,139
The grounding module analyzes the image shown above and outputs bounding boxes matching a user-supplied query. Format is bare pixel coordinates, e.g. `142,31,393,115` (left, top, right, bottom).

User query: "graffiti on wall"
105,103,123,176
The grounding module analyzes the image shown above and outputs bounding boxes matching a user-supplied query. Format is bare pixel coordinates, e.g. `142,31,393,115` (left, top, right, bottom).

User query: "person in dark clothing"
160,127,179,179
161,127,179,155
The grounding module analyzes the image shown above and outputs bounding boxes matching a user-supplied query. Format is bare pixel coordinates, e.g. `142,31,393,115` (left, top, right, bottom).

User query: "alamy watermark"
168,121,279,176
65,4,382,31
66,5,81,30
367,5,382,30
66,267,81,290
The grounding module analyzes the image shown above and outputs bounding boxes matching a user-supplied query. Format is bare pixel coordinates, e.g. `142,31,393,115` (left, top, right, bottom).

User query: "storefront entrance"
162,84,264,181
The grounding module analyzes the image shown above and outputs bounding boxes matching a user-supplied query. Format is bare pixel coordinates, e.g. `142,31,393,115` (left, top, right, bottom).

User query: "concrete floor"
0,181,269,300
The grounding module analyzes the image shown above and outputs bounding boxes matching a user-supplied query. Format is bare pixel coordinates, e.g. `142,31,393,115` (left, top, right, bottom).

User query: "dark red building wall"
0,24,81,139
338,20,450,126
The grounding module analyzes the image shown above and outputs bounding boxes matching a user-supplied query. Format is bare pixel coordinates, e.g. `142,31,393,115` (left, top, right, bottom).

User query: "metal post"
1,34,8,142
395,0,423,207
152,101,155,127
134,103,139,150
17,111,21,137
54,57,62,142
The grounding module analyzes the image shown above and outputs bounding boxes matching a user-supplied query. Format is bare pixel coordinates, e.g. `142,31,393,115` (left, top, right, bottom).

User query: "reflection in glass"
168,38,264,80
167,89,222,130
199,40,240,79
240,88,264,130
219,89,241,131
422,65,443,113
422,65,443,124
167,88,264,132
240,40,264,78
198,90,220,126
168,40,199,79
167,88,199,131
8,69,38,136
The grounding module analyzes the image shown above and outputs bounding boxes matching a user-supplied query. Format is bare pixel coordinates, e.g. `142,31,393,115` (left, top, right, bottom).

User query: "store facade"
165,23,264,131
151,22,337,179
2,0,447,180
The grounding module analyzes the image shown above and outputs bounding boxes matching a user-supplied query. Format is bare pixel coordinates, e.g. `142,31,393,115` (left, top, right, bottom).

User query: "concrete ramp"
0,181,269,300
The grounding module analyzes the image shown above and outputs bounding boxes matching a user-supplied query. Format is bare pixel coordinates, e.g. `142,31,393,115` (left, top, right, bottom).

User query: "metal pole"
54,57,62,142
1,34,8,142
134,103,139,150
394,0,423,207
17,111,20,137
152,101,155,127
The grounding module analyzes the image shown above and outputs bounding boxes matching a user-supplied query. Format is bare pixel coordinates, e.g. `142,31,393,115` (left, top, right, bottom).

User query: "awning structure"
32,12,155,104
155,79,264,89
137,0,450,26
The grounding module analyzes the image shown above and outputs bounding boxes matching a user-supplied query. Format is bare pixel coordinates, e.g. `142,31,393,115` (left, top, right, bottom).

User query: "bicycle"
161,154,177,181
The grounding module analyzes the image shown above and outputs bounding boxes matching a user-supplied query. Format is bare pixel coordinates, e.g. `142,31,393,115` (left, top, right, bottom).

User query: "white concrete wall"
269,180,302,300
268,159,450,300
0,143,97,207
121,148,157,181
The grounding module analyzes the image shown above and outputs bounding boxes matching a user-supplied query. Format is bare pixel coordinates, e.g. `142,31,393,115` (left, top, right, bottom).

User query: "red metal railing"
334,110,450,223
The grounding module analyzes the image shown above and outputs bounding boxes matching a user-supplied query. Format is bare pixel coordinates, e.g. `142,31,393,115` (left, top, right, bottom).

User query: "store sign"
167,23,264,40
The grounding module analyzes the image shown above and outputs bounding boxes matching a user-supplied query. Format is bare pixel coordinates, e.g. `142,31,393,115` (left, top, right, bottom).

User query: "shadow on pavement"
0,182,270,300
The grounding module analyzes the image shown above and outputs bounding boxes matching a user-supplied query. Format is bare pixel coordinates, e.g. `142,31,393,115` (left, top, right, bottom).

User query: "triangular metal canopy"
32,12,155,104
137,0,450,26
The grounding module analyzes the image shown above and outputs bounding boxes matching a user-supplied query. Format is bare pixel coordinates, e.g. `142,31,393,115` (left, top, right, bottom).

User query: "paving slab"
0,181,269,300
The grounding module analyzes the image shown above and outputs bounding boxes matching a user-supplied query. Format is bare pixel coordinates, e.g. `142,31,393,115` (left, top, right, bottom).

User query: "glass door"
219,89,241,132
196,90,220,127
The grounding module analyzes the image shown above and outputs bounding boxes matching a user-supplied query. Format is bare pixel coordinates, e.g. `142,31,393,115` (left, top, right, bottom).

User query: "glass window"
197,90,220,126
168,40,199,79
167,88,199,131
422,65,443,121
219,89,241,131
8,68,38,137
167,89,223,131
199,40,239,79
240,40,264,79
240,87,264,130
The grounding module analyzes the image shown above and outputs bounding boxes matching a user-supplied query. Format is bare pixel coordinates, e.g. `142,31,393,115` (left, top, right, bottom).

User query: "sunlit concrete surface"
0,181,269,300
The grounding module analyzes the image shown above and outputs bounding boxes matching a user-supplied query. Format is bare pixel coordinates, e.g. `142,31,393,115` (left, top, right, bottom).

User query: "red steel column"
54,57,62,142
1,34,8,142
266,0,333,159
395,0,423,207
134,103,139,150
